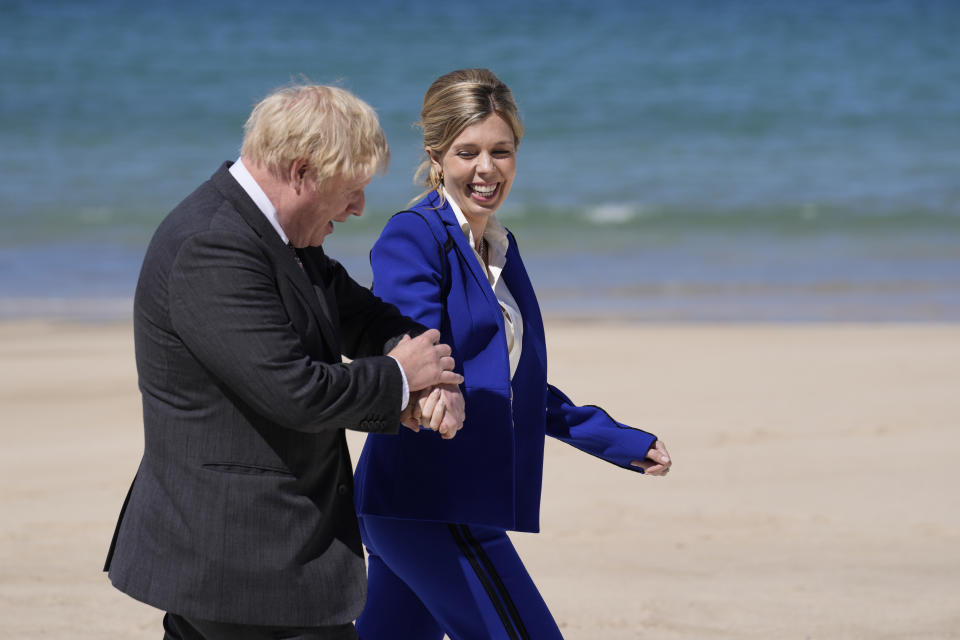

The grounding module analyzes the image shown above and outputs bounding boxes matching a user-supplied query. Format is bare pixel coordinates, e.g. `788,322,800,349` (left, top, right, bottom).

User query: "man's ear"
289,159,309,194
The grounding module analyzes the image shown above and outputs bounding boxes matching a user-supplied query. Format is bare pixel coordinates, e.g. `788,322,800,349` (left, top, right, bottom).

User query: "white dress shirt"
229,158,290,244
444,188,524,379
229,158,409,410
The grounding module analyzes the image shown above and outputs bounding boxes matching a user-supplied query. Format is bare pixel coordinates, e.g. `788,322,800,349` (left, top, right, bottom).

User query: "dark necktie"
287,242,305,271
289,243,339,352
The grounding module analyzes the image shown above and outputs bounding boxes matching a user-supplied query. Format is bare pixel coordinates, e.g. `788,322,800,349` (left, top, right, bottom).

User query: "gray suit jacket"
104,163,422,627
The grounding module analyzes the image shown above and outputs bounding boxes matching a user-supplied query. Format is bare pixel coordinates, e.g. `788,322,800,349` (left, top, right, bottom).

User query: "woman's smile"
431,113,517,224
468,182,499,201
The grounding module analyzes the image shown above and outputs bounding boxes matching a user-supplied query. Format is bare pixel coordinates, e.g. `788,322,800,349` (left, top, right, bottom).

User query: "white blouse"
443,188,524,380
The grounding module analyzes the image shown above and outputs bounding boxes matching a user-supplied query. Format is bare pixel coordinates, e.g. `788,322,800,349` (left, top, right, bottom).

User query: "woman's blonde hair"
241,84,389,192
413,69,523,203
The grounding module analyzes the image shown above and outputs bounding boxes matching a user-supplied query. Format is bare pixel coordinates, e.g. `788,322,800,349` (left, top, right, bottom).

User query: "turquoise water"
2,0,959,320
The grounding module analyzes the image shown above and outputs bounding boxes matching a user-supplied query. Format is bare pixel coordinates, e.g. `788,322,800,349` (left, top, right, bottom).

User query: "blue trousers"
357,515,564,640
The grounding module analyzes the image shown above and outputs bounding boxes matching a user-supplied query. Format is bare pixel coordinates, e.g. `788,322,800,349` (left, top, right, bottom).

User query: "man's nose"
349,191,365,217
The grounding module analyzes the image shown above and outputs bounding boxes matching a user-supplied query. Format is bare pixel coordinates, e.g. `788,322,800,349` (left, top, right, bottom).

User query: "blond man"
104,85,463,640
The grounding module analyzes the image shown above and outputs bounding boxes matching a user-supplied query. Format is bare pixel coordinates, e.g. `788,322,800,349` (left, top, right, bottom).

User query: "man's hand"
388,329,463,391
399,388,426,432
630,440,672,476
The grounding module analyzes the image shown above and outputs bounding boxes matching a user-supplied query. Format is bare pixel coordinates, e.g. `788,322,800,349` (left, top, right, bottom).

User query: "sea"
2,0,959,321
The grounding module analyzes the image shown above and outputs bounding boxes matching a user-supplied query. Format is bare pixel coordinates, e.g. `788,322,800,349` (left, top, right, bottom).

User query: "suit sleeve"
545,384,657,473
319,252,427,359
167,229,402,433
368,213,445,330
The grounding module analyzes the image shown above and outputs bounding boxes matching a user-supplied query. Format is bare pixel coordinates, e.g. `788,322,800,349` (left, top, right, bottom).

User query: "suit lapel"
428,194,545,373
502,233,547,375
431,195,502,314
299,247,342,357
210,163,342,356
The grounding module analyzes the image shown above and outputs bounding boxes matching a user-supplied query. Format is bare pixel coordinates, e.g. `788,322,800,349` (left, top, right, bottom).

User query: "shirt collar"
229,157,289,244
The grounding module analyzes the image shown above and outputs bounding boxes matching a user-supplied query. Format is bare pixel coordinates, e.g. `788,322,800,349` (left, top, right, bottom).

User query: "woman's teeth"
470,184,496,196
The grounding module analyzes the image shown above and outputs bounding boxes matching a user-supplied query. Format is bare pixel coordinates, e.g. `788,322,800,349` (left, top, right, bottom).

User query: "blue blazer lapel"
430,194,502,315
502,232,547,374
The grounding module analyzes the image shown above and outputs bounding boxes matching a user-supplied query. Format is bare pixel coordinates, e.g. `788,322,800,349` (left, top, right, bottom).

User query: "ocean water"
2,0,959,320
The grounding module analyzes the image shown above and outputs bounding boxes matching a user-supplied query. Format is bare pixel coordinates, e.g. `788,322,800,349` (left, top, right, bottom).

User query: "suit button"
337,484,349,496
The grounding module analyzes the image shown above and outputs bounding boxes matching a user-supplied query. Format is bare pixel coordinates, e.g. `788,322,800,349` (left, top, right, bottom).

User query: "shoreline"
4,223,960,325
6,306,960,325
2,320,958,638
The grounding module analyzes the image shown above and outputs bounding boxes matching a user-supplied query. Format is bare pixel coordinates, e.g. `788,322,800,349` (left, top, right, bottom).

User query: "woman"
354,68,672,640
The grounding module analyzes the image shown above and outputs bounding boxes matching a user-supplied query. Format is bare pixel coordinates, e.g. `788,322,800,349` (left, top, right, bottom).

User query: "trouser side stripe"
458,524,532,640
448,524,520,640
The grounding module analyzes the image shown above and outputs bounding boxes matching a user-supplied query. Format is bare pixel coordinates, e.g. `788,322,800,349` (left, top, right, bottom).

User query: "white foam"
585,204,637,224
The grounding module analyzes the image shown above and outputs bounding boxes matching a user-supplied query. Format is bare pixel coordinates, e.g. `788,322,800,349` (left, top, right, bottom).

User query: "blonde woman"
354,69,671,639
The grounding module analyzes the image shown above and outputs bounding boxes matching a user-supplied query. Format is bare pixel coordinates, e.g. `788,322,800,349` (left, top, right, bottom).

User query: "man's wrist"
387,355,410,410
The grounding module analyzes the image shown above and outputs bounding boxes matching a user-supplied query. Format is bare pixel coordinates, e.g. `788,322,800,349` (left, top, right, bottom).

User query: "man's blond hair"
241,84,389,191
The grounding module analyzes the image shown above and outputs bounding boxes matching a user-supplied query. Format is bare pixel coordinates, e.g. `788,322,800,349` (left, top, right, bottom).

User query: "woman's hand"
403,384,465,439
630,440,672,476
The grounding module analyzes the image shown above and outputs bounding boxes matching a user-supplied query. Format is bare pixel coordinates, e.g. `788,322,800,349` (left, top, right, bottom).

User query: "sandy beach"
1,320,958,639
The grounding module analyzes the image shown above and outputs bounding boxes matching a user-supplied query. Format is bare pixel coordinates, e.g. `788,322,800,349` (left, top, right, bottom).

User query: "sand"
1,320,958,639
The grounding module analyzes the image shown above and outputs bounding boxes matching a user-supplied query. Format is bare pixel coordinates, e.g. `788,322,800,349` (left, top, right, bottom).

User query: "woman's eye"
456,151,476,158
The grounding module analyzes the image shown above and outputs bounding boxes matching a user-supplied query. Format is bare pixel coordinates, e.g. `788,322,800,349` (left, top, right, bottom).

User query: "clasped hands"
400,384,464,439
388,329,465,439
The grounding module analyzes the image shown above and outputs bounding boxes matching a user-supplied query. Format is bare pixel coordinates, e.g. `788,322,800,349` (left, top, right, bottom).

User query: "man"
104,85,464,640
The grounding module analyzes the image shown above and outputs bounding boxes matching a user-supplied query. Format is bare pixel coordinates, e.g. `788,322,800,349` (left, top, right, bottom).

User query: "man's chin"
308,224,334,246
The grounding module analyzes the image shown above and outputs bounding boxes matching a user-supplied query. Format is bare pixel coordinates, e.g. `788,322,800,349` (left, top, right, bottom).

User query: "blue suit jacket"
354,192,657,532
